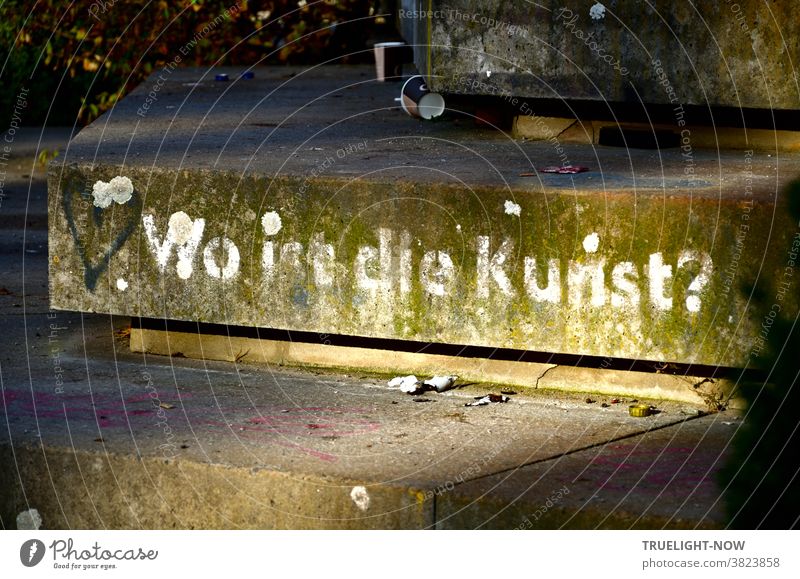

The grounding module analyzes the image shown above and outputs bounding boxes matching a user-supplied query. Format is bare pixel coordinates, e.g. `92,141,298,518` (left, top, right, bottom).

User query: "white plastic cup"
399,75,445,120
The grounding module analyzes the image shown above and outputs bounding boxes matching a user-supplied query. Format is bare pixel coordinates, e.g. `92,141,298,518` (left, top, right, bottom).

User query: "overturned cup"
398,75,445,120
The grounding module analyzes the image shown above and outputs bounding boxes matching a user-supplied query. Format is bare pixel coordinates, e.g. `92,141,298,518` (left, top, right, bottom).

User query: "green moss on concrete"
425,0,800,110
49,161,799,367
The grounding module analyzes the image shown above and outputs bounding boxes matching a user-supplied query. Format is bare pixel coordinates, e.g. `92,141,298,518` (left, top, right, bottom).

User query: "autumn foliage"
0,0,383,126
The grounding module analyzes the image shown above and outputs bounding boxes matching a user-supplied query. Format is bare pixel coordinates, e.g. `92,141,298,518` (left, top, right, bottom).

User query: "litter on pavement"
388,375,424,394
539,165,590,174
423,375,458,392
388,374,458,395
466,394,510,407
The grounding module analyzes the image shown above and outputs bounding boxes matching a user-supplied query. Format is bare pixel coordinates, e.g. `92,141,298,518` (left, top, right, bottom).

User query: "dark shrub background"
1,0,390,127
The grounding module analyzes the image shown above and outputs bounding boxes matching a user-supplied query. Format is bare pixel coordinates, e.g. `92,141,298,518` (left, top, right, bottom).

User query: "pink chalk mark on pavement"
1,388,193,428
202,407,381,463
587,444,720,497
2,387,379,462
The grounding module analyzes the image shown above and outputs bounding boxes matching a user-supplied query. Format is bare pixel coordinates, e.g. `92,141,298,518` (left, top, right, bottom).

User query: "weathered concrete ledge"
0,444,432,529
49,66,800,368
130,324,737,408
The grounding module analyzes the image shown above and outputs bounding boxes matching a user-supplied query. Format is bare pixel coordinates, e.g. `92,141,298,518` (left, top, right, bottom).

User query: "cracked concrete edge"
0,443,433,530
536,366,742,409
130,328,740,407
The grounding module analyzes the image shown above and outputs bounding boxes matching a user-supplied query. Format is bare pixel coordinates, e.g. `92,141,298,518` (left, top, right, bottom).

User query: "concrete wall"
402,0,800,110
49,161,800,368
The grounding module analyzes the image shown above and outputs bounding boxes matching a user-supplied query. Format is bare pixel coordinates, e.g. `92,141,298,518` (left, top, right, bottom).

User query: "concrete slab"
48,65,800,368
404,0,800,110
1,315,734,529
436,413,735,529
2,319,713,494
1,143,744,528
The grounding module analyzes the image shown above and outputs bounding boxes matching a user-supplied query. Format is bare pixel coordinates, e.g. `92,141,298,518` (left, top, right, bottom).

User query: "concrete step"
48,65,800,370
129,318,739,407
0,313,736,529
0,136,742,529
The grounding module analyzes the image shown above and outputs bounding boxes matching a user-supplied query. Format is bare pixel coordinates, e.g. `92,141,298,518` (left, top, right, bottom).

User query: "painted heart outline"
62,174,143,292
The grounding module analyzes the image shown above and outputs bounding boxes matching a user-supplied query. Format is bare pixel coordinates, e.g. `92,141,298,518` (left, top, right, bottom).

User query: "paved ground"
0,128,743,529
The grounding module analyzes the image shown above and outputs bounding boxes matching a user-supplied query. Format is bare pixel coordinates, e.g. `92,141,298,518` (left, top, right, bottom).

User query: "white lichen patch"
108,176,133,204
176,261,193,280
92,181,112,208
168,211,195,245
16,508,42,530
589,2,606,20
350,485,370,511
504,200,521,216
583,232,600,253
261,211,282,236
116,278,128,291
92,176,134,208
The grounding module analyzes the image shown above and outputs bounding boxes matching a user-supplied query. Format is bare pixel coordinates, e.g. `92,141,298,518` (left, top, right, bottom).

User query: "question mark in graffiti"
677,250,712,313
